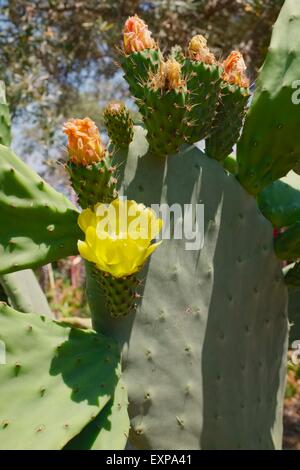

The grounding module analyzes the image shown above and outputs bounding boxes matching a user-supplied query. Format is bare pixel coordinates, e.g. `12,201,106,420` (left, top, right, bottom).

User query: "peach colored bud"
151,59,184,91
63,117,106,165
164,59,183,90
188,35,216,65
222,51,250,88
123,14,156,55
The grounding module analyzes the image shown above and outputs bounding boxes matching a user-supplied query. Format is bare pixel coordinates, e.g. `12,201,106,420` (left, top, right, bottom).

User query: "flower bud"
188,35,216,65
151,59,183,91
222,51,250,88
63,117,106,165
123,15,156,55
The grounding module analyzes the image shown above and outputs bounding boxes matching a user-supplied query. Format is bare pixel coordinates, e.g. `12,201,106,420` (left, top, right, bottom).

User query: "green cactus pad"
0,145,81,275
183,60,222,143
64,379,129,450
257,180,300,228
0,269,53,317
140,87,187,157
206,83,249,161
88,126,288,450
237,0,300,195
120,49,161,104
104,102,134,149
66,154,117,208
222,155,238,175
0,303,122,450
0,82,11,147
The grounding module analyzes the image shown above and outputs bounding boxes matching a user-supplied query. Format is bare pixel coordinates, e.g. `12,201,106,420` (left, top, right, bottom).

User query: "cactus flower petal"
77,199,163,278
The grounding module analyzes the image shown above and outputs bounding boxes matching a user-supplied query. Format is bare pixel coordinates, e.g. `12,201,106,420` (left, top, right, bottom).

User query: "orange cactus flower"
222,51,250,88
63,117,106,165
188,35,216,65
123,15,156,55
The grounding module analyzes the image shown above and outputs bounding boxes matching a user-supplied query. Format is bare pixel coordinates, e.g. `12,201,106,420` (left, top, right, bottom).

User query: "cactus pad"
206,83,249,161
0,145,81,275
90,126,288,450
0,303,123,450
64,379,129,450
104,102,134,149
238,0,300,195
183,60,222,143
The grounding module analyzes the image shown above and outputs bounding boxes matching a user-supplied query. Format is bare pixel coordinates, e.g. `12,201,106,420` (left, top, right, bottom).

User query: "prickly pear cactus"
0,304,124,450
0,269,53,317
64,118,117,207
1,0,300,452
88,126,288,450
104,102,134,149
237,0,300,195
183,36,222,144
206,52,250,161
0,145,81,275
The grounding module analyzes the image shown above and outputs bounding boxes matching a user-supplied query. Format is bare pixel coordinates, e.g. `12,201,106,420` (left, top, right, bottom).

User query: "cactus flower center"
123,15,156,55
77,199,163,278
222,51,250,88
188,35,216,65
63,117,106,166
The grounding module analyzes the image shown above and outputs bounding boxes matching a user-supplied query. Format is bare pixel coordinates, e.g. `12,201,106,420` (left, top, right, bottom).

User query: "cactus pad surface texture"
88,126,288,450
0,303,123,450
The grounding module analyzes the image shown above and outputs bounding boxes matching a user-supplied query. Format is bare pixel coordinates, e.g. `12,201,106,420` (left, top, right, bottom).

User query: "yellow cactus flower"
123,15,156,55
188,35,216,65
77,199,163,278
222,51,250,88
63,117,106,165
